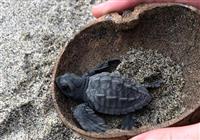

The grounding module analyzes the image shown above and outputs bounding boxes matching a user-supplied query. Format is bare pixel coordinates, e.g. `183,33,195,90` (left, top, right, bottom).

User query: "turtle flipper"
142,80,163,89
142,72,163,89
73,104,108,132
121,114,139,130
84,59,121,77
95,59,121,72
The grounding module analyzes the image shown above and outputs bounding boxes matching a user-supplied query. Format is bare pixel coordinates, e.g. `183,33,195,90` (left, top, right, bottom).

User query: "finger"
92,0,139,18
130,123,200,140
92,0,200,18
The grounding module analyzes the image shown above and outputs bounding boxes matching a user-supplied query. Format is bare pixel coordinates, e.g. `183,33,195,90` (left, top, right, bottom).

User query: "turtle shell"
86,72,152,115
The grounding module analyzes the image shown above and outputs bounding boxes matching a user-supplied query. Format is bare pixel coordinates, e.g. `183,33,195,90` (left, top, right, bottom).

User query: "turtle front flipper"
84,59,121,77
121,114,139,130
73,103,108,132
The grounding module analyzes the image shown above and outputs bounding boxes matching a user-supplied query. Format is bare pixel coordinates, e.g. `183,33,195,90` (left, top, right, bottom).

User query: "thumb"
130,123,200,140
92,0,139,18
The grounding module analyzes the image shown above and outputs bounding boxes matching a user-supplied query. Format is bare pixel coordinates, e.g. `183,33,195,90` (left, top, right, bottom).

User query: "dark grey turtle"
55,59,162,132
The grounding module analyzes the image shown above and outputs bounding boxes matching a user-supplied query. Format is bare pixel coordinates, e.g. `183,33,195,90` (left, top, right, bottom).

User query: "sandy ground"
0,0,105,139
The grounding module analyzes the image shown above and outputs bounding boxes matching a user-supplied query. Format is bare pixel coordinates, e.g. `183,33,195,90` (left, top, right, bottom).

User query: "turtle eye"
62,85,71,93
58,78,71,93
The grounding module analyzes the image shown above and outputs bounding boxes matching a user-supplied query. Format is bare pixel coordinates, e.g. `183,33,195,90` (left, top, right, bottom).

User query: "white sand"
0,0,105,139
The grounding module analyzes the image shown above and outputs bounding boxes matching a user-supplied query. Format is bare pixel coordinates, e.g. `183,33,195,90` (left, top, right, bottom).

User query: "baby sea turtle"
56,59,162,132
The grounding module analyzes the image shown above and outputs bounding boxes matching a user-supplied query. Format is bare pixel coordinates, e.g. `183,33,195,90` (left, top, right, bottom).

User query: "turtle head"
56,73,84,102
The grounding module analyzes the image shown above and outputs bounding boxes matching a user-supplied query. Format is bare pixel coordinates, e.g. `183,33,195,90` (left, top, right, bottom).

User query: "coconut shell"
52,3,200,140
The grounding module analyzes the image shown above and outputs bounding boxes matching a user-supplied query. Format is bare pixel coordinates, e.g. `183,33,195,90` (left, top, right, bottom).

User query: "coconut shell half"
52,3,200,140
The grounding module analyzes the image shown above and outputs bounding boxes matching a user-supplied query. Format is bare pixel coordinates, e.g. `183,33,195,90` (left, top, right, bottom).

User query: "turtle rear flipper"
142,72,163,89
73,103,108,132
121,114,140,130
84,59,121,77
142,80,163,89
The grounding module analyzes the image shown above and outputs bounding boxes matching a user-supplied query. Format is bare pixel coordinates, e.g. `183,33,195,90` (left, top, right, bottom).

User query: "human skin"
92,0,200,18
130,123,200,140
92,1,200,140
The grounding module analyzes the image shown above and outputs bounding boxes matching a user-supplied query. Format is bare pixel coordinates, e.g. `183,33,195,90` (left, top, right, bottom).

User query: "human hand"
130,123,200,140
92,0,200,18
